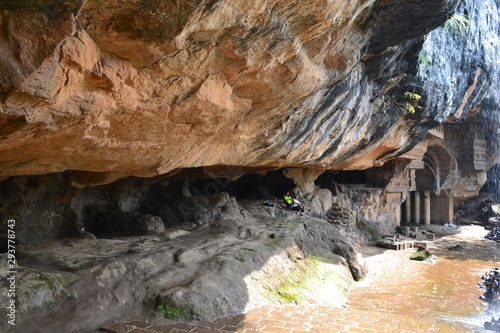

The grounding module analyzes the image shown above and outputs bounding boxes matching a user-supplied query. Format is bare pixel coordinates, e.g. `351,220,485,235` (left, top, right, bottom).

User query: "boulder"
486,227,500,243
410,247,433,261
480,268,500,312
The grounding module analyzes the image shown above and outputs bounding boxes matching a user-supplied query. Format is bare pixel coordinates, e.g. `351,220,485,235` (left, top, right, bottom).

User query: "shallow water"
346,225,500,332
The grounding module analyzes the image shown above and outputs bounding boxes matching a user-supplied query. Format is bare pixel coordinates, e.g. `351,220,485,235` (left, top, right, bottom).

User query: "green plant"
444,13,470,36
419,52,431,65
158,304,194,320
403,92,423,114
404,103,417,114
405,92,421,101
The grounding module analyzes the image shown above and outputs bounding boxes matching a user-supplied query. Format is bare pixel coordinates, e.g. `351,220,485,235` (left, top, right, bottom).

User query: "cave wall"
0,169,292,248
314,171,402,236
0,167,401,249
0,174,108,246
0,0,499,330
416,0,500,123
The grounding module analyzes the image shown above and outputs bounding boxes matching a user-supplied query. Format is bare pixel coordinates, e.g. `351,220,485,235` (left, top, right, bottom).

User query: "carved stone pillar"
424,191,431,225
405,192,412,224
413,191,421,224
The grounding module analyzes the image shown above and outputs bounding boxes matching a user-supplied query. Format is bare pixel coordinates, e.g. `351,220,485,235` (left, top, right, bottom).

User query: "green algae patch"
158,303,197,320
274,251,354,306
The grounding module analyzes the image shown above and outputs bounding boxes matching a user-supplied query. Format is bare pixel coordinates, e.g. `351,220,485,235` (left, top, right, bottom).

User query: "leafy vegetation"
404,92,421,101
410,248,432,261
403,92,423,114
444,13,470,36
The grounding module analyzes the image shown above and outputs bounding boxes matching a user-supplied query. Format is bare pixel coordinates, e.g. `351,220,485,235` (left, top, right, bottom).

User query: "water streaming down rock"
486,227,500,242
482,165,500,196
480,268,500,331
416,0,500,122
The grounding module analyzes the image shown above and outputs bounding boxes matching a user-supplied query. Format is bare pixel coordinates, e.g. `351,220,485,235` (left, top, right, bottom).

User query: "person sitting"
291,195,305,215
283,192,293,208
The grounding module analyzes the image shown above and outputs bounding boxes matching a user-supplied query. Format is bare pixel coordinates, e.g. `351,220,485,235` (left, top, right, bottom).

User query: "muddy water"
346,226,500,332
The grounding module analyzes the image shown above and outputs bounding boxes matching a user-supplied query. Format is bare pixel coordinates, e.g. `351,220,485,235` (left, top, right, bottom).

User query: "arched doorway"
402,143,457,225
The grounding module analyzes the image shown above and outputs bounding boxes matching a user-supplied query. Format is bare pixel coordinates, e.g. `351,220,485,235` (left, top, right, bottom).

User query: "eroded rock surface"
1,196,364,332
417,0,500,123
0,0,463,182
0,0,499,332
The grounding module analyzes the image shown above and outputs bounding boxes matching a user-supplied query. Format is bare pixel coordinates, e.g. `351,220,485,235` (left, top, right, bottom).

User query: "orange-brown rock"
0,0,456,183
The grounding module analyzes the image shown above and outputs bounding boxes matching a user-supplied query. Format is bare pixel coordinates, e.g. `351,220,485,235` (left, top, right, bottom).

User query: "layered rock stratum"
0,0,475,185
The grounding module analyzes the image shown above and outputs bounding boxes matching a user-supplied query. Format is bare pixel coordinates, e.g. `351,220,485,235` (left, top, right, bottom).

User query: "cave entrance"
329,170,368,185
401,190,454,225
188,169,296,200
331,160,402,188
402,144,456,225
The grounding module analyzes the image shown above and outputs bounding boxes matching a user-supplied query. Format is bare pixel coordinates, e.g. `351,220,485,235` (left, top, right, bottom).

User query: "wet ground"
98,225,499,333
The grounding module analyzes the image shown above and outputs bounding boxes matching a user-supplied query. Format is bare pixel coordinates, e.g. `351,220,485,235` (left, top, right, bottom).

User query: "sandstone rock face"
0,0,459,182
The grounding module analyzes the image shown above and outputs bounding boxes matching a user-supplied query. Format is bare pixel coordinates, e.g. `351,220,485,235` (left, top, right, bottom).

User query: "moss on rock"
17,271,72,315
274,251,354,306
410,247,433,261
356,219,384,240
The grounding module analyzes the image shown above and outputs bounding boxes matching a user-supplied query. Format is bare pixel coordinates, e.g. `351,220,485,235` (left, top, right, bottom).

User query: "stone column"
430,191,454,224
405,192,412,224
413,191,420,224
424,191,431,225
